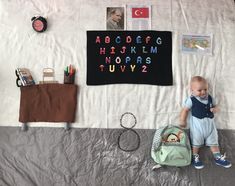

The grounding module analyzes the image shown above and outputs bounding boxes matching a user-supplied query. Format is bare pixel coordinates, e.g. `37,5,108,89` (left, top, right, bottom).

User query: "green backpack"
151,125,192,167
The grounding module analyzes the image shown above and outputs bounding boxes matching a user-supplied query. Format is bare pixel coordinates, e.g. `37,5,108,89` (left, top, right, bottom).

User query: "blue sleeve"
182,97,192,109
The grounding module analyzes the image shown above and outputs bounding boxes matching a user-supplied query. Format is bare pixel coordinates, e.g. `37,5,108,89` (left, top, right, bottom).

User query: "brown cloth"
19,84,77,123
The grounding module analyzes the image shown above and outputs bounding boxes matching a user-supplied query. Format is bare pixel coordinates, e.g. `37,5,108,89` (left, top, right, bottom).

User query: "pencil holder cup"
64,73,75,84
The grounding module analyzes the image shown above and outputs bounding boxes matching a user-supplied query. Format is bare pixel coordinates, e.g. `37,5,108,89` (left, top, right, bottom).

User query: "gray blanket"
0,127,234,186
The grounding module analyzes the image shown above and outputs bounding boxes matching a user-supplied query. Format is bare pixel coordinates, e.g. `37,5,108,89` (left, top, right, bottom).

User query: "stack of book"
16,68,35,86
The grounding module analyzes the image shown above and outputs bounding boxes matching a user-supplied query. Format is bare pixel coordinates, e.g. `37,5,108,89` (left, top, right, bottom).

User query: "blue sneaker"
192,154,204,169
215,154,232,168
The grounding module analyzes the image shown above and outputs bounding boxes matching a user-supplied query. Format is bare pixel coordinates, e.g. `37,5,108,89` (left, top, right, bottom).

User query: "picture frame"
181,34,213,55
126,5,151,30
106,7,125,30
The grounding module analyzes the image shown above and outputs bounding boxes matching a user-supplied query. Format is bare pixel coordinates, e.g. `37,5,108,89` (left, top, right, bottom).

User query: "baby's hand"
210,107,219,113
179,122,187,128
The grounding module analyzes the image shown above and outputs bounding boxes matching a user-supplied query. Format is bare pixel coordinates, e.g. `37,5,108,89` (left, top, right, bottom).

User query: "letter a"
96,36,101,43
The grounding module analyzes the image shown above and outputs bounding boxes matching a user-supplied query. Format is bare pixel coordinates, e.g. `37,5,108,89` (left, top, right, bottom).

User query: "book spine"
16,69,26,86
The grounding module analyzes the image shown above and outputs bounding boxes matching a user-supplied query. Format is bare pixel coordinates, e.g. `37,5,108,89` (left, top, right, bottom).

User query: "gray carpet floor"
0,127,234,186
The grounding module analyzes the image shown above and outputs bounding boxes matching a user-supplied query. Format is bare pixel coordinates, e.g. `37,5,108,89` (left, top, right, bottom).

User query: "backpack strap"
151,125,168,164
151,125,168,151
152,164,162,170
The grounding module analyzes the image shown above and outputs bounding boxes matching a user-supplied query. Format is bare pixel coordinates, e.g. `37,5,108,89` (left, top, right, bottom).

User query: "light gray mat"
0,127,234,186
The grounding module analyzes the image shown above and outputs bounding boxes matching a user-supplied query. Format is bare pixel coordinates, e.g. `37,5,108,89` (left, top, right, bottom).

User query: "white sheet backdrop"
0,0,234,129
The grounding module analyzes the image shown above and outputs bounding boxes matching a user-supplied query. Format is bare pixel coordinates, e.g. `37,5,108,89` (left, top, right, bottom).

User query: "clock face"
32,17,47,32
33,20,44,32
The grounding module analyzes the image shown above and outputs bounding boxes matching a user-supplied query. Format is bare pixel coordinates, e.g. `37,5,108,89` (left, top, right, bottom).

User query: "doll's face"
191,81,208,98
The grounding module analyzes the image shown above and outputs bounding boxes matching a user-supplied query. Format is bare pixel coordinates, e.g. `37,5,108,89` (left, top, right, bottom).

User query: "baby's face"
191,81,208,98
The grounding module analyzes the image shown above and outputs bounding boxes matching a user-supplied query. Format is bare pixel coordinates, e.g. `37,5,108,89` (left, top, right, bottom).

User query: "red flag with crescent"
132,8,149,18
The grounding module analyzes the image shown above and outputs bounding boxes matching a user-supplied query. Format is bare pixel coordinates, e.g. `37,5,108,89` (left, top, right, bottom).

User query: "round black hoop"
118,112,140,152
120,112,137,129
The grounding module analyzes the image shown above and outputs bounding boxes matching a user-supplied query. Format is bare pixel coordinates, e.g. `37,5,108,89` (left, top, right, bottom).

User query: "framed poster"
181,34,213,55
126,5,151,30
106,7,125,30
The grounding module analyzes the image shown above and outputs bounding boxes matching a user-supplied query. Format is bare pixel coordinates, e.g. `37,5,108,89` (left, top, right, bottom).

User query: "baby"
180,76,231,169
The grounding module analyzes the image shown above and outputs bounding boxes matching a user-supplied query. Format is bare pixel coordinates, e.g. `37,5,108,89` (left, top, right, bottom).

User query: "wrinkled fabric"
0,0,234,129
0,127,234,186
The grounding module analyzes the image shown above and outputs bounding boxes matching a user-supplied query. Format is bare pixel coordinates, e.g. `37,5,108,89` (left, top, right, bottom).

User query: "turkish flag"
132,8,149,18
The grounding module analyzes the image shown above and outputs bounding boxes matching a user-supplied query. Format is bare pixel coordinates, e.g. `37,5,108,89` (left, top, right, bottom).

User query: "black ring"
120,112,137,129
118,112,140,152
117,128,140,152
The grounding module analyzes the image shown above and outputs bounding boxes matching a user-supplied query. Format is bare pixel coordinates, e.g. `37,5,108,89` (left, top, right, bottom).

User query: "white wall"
0,0,234,129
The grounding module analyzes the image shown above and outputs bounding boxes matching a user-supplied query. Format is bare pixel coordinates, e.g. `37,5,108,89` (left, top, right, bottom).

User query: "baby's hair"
190,76,207,84
190,76,208,89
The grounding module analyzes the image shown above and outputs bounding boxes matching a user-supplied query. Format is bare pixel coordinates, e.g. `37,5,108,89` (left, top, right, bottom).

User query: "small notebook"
16,68,35,86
